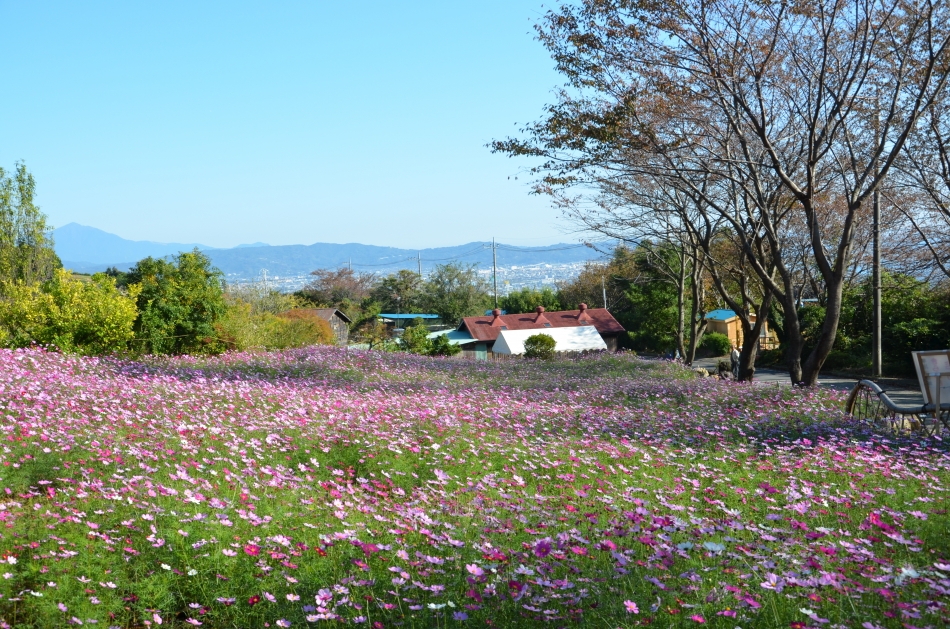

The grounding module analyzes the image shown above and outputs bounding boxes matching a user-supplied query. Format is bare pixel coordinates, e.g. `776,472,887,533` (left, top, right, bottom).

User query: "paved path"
690,357,925,406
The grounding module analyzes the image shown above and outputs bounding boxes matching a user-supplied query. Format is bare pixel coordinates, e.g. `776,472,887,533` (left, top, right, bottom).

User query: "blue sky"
0,1,571,248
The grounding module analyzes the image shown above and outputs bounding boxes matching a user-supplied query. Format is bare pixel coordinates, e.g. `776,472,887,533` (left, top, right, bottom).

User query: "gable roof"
307,308,352,324
460,306,625,343
493,326,608,355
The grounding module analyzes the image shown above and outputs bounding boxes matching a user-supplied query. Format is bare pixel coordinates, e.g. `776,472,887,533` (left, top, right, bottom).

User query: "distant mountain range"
54,223,604,279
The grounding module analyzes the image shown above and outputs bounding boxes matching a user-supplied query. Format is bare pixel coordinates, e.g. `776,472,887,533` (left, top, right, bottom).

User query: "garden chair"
845,349,950,436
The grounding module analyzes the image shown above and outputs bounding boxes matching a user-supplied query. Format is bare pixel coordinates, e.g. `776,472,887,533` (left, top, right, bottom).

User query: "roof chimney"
578,303,589,320
490,308,504,327
534,305,549,324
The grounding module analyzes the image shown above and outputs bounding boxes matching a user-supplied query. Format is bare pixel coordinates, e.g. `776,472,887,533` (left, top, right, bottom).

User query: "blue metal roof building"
378,313,440,320
705,309,739,322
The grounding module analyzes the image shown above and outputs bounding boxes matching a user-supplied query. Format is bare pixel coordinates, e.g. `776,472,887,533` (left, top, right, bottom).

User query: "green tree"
420,262,490,326
104,266,130,288
617,245,682,353
0,268,140,355
0,162,60,288
500,286,560,314
371,270,425,314
127,250,226,355
401,321,432,355
812,272,950,376
557,245,693,354
524,333,556,359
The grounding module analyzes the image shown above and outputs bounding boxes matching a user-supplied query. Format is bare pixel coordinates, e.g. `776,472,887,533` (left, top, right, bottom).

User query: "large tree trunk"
801,277,845,386
771,269,805,385
736,292,773,381
779,292,805,385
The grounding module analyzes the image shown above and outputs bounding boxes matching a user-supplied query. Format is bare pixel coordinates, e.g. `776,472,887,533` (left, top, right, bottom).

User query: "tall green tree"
371,269,425,314
421,262,490,326
0,162,60,287
126,250,226,355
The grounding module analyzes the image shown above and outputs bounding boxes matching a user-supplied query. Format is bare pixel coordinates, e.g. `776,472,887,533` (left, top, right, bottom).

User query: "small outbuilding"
302,308,351,346
705,309,778,350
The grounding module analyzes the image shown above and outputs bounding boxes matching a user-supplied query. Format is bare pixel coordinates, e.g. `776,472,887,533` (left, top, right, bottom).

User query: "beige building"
705,309,778,350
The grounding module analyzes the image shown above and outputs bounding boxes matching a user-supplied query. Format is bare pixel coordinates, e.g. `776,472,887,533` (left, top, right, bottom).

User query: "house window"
500,326,507,330
543,323,552,328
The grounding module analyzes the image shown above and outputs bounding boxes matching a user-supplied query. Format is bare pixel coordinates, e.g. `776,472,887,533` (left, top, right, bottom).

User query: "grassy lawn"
0,347,947,628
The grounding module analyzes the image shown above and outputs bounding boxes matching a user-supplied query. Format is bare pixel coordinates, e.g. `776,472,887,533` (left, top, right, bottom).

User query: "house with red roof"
453,304,625,359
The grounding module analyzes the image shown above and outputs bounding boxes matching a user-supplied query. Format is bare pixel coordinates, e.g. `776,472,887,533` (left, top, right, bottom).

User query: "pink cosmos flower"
624,600,638,614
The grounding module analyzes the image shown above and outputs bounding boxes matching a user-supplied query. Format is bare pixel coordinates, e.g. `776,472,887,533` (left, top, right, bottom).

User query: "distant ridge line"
54,223,609,278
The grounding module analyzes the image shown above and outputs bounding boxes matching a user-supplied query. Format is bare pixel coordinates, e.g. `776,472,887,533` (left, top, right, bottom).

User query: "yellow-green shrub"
0,268,140,355
274,309,336,348
214,300,335,351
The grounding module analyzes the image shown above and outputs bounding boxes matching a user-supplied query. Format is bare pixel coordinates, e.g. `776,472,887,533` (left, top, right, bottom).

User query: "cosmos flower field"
0,348,948,628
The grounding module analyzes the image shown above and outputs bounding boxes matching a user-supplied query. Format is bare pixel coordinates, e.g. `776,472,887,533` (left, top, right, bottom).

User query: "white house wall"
494,326,608,355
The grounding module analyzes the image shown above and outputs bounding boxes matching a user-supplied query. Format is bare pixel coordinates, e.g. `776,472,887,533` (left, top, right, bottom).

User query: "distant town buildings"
226,262,590,293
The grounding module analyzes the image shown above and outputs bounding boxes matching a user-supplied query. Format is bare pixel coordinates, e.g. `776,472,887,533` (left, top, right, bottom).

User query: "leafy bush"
401,323,432,355
429,333,461,356
215,299,334,351
214,300,281,351
524,333,556,359
0,268,140,354
274,310,335,348
700,332,732,356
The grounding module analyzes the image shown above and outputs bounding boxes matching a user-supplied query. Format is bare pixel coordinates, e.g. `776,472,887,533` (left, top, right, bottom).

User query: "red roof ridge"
459,305,625,342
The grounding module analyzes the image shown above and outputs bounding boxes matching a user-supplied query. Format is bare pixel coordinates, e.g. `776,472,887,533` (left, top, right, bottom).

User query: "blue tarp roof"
706,309,738,322
378,313,440,319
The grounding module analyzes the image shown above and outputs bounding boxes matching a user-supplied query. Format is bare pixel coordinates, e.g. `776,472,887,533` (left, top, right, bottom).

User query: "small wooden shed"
305,308,352,346
705,309,778,350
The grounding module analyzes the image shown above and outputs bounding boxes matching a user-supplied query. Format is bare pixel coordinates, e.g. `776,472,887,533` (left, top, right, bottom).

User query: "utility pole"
417,252,422,278
261,269,268,290
348,258,352,272
492,238,498,309
872,107,882,378
602,276,607,309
